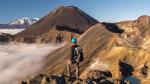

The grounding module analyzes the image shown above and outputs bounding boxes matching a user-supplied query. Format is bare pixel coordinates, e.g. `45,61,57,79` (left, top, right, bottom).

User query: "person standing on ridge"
67,37,83,79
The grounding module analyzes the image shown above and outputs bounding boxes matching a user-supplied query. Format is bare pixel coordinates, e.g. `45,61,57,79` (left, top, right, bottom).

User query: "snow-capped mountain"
9,17,39,26
0,17,39,29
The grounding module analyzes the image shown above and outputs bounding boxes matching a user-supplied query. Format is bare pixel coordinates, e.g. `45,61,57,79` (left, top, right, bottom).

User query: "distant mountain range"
0,17,39,29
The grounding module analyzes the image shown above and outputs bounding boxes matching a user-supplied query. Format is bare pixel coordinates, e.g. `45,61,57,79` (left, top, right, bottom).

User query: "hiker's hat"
71,37,77,43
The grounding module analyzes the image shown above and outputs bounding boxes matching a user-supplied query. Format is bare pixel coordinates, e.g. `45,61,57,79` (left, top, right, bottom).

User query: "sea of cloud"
0,29,24,35
0,43,64,84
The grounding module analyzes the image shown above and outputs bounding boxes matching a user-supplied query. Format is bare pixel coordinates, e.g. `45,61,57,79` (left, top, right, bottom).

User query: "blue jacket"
124,76,141,84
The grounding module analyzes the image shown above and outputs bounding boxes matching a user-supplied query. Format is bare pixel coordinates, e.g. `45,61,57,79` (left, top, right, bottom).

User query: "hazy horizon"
0,0,150,23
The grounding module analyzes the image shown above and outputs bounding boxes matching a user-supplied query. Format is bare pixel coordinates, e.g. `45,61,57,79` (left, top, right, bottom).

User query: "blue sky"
0,0,150,23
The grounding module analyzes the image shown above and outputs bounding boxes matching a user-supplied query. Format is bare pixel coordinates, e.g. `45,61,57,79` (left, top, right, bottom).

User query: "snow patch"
88,59,110,71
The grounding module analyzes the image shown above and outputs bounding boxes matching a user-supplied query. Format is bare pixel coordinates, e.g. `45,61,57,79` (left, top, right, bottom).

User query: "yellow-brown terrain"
17,7,150,84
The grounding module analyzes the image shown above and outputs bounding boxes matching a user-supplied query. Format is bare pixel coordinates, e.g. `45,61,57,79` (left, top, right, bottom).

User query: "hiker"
67,37,83,79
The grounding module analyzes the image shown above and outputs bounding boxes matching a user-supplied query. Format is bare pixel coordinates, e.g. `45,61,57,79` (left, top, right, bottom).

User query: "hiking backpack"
74,46,83,62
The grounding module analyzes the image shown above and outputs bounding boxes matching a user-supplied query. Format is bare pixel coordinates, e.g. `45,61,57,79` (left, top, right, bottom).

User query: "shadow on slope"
102,22,124,33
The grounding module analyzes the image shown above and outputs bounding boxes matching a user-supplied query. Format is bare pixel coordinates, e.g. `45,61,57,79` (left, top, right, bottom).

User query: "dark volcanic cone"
15,6,99,43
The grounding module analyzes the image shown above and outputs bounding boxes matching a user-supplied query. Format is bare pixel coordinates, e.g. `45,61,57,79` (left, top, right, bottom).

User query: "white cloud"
0,29,24,35
0,43,64,84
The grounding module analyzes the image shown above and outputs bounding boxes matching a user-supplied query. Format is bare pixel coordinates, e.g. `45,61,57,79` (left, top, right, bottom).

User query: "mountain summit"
15,6,99,43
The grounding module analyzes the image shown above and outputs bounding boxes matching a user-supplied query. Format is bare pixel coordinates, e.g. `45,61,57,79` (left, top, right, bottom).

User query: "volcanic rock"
0,33,14,43
117,15,150,46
